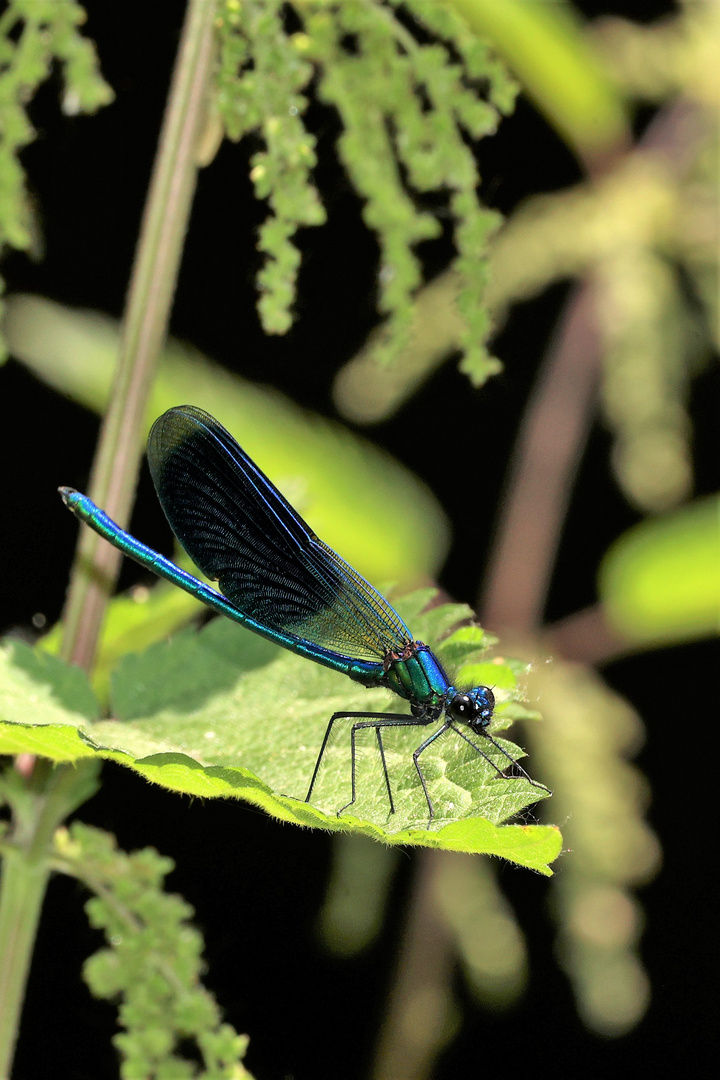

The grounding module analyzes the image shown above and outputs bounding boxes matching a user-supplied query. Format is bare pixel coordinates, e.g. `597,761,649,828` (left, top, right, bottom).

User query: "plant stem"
1,3,218,1077
0,857,49,1080
371,852,454,1080
0,761,100,1079
60,0,217,671
480,280,602,632
480,100,704,643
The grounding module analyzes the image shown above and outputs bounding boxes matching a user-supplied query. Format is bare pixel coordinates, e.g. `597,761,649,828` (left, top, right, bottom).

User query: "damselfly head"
447,686,495,730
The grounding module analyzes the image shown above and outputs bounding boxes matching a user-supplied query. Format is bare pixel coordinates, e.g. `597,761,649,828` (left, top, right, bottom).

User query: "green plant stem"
0,856,49,1080
60,0,217,671
0,761,100,1079
1,3,217,1076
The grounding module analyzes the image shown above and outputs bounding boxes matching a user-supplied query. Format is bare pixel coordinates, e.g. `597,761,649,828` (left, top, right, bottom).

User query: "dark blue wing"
147,406,412,663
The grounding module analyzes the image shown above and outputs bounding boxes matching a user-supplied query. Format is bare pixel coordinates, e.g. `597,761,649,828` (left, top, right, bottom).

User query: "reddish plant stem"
481,102,705,641
480,280,602,632
545,604,629,666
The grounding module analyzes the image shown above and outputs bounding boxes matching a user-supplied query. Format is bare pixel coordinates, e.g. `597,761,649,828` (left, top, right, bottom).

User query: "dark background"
3,2,717,1078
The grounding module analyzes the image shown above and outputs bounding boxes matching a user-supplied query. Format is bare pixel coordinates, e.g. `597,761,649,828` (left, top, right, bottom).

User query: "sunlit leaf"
40,580,206,704
0,640,99,725
0,596,559,873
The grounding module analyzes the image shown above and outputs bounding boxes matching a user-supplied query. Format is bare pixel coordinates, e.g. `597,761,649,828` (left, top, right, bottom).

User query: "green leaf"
599,495,720,646
40,579,208,705
0,639,99,725
0,596,559,873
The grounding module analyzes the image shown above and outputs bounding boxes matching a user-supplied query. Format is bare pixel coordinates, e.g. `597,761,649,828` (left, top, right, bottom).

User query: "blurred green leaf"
599,496,720,646
1,595,559,873
451,0,630,163
5,293,449,584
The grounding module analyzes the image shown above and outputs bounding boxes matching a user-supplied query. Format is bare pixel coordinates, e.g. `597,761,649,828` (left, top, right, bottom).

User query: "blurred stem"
372,852,453,1080
60,0,216,671
480,280,602,632
480,101,703,637
0,854,47,1080
546,604,628,666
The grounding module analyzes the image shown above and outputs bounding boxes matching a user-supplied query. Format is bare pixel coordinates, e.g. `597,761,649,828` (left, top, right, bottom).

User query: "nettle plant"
0,2,561,1076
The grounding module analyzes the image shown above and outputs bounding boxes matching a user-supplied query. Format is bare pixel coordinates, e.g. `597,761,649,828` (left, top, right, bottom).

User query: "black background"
2,2,717,1078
